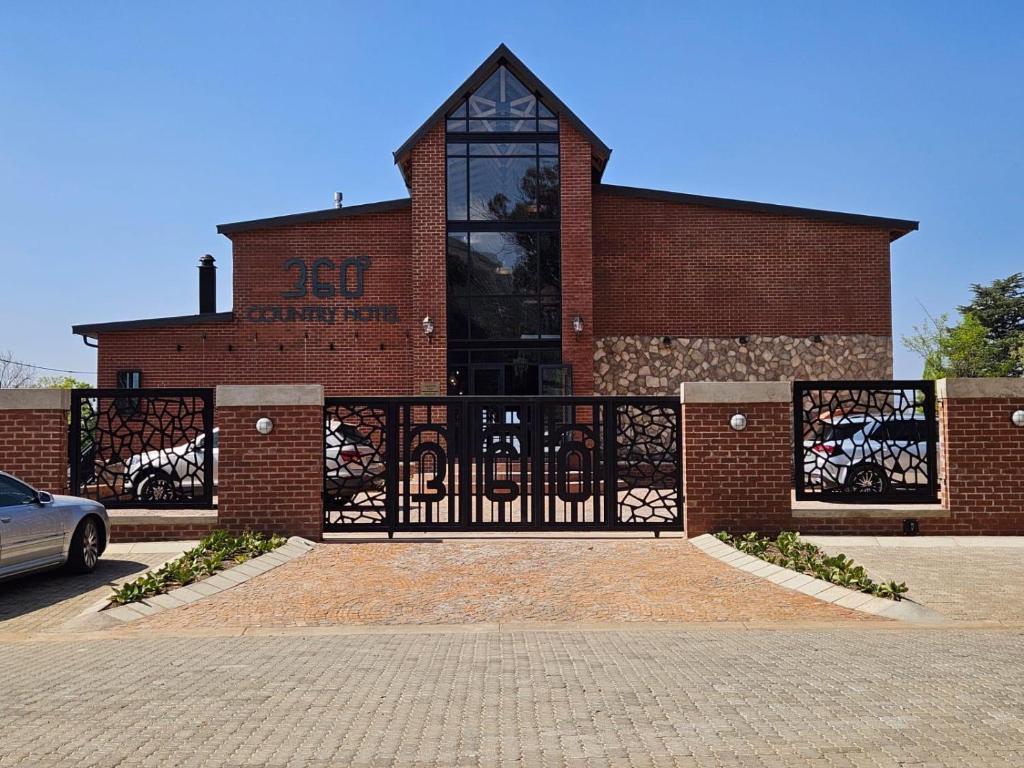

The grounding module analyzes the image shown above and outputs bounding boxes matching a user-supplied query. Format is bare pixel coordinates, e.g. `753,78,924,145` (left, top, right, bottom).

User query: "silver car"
0,471,109,580
803,414,930,493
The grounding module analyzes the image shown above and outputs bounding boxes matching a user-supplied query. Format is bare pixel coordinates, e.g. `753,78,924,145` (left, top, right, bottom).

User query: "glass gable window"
445,66,558,134
445,63,563,395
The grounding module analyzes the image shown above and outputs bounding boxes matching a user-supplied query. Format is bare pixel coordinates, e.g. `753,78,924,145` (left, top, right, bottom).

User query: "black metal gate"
69,388,215,508
323,396,682,533
793,380,939,504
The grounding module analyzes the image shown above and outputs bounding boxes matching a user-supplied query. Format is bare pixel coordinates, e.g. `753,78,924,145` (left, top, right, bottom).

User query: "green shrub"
714,531,909,601
110,530,287,606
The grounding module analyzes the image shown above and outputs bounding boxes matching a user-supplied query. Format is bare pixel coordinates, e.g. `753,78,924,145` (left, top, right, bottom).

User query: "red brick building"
74,45,917,397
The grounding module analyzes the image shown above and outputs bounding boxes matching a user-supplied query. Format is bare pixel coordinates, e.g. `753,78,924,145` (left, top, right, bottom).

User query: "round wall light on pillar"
1012,410,1024,428
255,417,274,436
729,413,747,431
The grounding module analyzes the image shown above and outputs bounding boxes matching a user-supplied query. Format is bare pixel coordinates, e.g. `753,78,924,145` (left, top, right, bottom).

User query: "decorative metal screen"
69,388,215,508
324,396,682,533
793,380,938,503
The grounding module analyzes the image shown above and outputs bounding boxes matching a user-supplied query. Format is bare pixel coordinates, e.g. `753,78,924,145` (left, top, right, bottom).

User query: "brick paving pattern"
0,552,170,634
815,544,1024,623
133,539,874,629
2,628,1024,766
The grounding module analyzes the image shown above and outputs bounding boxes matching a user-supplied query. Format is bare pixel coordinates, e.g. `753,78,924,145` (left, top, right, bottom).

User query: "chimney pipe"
198,254,216,314
334,192,343,209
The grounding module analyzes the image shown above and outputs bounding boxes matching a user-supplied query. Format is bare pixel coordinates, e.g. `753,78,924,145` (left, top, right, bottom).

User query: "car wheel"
66,517,101,574
137,471,179,502
846,465,889,494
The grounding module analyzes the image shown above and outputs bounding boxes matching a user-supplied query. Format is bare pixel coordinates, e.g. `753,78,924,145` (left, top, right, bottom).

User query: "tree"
958,272,1024,376
0,350,35,388
35,375,92,389
903,312,1014,379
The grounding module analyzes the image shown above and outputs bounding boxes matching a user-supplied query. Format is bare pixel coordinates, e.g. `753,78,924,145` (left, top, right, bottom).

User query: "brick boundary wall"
0,389,70,494
685,378,1024,537
215,385,324,540
110,521,221,543
681,382,793,536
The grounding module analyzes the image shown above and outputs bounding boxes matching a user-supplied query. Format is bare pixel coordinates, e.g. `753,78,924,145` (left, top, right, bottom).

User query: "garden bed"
714,531,909,600
108,530,286,606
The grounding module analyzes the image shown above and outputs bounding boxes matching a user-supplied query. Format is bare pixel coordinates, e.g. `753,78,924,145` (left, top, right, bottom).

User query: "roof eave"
72,311,235,337
595,183,919,240
216,198,411,235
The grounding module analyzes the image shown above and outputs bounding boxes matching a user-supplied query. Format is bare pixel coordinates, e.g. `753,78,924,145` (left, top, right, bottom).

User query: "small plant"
110,530,287,606
714,531,909,601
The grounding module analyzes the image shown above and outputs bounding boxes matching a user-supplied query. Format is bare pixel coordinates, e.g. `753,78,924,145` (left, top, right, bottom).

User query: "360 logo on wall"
245,256,400,324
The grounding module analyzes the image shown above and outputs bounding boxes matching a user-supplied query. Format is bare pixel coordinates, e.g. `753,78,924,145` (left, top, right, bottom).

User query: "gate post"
680,382,792,537
216,385,324,541
0,389,70,494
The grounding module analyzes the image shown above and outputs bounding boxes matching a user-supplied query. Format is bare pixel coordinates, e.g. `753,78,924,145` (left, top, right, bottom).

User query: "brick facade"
82,51,910,397
98,206,414,394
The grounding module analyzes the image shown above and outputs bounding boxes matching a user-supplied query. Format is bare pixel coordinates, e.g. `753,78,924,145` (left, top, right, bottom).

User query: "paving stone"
131,540,870,630
143,593,186,610
1,629,1023,767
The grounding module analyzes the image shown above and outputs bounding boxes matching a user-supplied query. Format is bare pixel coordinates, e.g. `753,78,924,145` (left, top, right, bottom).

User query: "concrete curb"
66,537,316,631
690,534,951,624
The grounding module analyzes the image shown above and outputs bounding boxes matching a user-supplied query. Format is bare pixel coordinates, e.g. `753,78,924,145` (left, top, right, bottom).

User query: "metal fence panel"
69,388,215,508
793,380,939,504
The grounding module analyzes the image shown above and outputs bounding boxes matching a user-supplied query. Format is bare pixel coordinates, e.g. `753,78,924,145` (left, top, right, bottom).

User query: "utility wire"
0,357,95,375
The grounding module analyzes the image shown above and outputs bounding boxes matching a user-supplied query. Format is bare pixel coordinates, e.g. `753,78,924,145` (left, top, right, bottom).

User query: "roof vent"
334,192,343,209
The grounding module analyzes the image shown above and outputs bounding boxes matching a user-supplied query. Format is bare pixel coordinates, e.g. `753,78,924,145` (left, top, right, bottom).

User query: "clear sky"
1,2,1021,383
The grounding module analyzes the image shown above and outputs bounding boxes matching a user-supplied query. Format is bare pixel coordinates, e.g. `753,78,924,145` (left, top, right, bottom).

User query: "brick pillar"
560,120,594,395
680,382,792,536
409,120,447,395
938,378,1024,534
215,385,323,540
0,389,70,493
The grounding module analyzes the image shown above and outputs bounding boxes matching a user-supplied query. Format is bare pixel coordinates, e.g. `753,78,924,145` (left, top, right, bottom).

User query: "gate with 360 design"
323,396,682,533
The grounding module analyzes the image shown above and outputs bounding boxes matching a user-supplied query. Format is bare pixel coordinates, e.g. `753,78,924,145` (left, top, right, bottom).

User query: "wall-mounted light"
729,413,747,431
1013,410,1024,428
422,315,435,337
255,417,274,435
572,315,584,339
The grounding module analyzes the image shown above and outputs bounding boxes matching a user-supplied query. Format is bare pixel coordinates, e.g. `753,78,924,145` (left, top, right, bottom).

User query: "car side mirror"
35,491,54,505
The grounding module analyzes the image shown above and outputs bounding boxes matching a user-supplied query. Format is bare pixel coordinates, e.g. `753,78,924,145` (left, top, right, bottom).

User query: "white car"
123,425,384,502
0,471,109,580
803,414,930,494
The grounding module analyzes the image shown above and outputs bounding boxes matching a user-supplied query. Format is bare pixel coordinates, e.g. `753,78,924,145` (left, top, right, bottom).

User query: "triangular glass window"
446,65,556,133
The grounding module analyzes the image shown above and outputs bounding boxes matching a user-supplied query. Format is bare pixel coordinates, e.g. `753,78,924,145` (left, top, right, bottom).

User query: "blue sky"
1,2,1021,382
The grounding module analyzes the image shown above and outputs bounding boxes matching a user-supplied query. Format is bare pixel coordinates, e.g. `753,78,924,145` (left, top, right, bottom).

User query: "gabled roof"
393,44,611,187
595,183,919,242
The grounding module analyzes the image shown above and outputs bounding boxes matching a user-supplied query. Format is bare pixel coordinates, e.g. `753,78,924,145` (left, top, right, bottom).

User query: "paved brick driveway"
810,537,1024,624
0,551,171,634
132,538,874,630
2,628,1024,767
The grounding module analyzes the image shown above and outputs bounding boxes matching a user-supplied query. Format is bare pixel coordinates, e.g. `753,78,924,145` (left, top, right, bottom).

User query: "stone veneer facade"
594,334,893,395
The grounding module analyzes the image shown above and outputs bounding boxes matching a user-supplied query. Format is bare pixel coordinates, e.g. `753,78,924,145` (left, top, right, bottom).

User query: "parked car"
123,425,384,502
803,414,930,494
0,471,109,580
